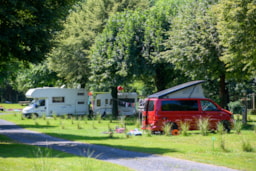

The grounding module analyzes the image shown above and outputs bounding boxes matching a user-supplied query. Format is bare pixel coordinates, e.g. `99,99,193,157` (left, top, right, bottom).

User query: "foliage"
197,117,209,136
214,0,256,77
14,62,61,93
90,0,186,92
0,0,77,79
228,101,243,114
48,0,151,87
234,120,243,134
165,0,230,107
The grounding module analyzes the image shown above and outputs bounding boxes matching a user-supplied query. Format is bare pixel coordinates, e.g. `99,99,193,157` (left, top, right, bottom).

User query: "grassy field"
0,135,132,171
0,103,256,171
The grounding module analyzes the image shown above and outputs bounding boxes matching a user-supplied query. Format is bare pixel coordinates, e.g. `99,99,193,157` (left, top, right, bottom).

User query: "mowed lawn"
0,104,256,171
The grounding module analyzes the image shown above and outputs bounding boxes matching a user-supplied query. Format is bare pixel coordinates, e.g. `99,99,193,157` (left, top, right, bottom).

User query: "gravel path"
0,119,238,171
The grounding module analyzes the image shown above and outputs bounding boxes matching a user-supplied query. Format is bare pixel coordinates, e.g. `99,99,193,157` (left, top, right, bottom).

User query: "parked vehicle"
142,80,233,134
93,92,138,116
22,87,89,117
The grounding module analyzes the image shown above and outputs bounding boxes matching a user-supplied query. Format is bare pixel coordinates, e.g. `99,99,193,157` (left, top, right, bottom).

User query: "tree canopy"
214,0,256,77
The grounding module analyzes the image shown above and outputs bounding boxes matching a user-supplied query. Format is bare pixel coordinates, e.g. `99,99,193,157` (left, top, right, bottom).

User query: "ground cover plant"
0,104,256,171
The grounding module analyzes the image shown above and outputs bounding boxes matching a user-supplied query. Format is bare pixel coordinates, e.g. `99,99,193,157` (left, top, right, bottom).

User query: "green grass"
1,105,256,171
0,134,132,171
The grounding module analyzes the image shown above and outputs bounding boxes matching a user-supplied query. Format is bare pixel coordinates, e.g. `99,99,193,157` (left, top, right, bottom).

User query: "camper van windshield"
30,99,45,107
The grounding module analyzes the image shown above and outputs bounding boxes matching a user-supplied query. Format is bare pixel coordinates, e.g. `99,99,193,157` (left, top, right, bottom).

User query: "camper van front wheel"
222,120,231,133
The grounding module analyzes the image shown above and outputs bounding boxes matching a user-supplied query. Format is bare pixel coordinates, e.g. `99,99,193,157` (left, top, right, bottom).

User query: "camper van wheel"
32,113,38,118
24,114,31,119
169,122,179,135
222,120,231,133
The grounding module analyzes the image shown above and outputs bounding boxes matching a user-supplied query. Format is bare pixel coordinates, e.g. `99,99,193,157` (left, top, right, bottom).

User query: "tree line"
0,0,255,115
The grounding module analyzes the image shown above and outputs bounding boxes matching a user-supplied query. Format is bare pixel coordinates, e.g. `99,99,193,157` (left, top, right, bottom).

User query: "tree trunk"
111,86,118,119
219,74,229,108
155,64,168,91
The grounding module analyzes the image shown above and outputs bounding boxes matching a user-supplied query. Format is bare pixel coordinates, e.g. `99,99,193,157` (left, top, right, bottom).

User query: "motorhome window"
200,100,218,111
52,97,65,103
110,99,113,105
77,92,85,96
97,99,101,106
39,99,45,106
161,100,198,111
105,99,108,105
118,98,135,107
78,101,85,104
145,100,154,111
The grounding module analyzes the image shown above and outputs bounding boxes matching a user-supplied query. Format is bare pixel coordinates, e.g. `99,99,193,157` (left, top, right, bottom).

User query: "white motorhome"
93,92,138,116
22,87,89,117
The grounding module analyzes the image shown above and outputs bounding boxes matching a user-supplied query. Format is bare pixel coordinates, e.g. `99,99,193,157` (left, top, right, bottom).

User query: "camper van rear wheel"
165,122,179,135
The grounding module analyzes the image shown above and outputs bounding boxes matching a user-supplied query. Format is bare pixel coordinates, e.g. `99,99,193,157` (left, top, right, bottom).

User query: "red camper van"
142,80,233,134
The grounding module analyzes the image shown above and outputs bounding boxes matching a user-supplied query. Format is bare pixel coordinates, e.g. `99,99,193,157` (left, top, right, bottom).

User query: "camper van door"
34,99,46,116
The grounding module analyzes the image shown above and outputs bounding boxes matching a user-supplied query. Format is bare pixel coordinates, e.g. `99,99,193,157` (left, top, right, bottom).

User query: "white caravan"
93,92,138,116
22,87,89,117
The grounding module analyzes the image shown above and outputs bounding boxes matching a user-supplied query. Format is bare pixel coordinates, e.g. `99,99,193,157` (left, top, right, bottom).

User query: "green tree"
214,0,256,77
14,63,61,93
47,0,151,87
0,0,77,95
0,0,77,65
90,0,186,118
165,0,229,107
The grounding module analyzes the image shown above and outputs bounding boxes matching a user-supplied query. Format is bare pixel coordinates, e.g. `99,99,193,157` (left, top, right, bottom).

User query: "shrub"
197,117,209,136
249,109,256,115
228,101,243,114
180,121,190,136
162,122,172,136
242,139,253,152
234,121,243,134
217,122,225,135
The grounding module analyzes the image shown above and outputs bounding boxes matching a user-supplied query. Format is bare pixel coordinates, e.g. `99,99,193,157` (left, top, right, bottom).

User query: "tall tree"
214,0,256,77
90,0,186,117
14,63,61,93
0,0,77,65
47,0,151,86
165,0,230,107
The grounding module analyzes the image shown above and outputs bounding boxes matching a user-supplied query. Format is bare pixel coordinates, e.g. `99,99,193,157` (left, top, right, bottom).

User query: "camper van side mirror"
34,104,38,108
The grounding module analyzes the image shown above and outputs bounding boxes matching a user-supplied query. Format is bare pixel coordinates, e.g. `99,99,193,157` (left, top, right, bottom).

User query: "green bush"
228,101,243,114
249,109,256,115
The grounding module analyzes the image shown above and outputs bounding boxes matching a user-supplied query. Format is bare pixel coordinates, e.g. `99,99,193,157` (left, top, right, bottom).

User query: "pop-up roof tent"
148,80,206,99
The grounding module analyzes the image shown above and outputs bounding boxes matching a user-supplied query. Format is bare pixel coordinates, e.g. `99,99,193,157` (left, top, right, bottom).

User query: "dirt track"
0,119,239,171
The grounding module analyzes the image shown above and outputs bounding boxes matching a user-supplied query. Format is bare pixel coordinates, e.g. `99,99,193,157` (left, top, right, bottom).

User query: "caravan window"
96,99,101,106
52,97,65,103
105,99,108,105
119,98,135,107
161,100,198,111
77,101,85,104
77,92,85,96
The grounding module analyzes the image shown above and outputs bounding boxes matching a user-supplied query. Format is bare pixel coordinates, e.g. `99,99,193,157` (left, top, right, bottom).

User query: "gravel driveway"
0,119,238,171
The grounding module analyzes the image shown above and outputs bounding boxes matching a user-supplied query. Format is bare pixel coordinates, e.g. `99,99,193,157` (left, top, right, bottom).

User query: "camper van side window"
78,101,85,104
161,100,198,111
52,97,65,103
77,92,85,96
97,99,101,106
105,99,108,105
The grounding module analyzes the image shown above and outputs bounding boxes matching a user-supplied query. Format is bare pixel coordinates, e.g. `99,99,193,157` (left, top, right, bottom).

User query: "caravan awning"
148,80,206,99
